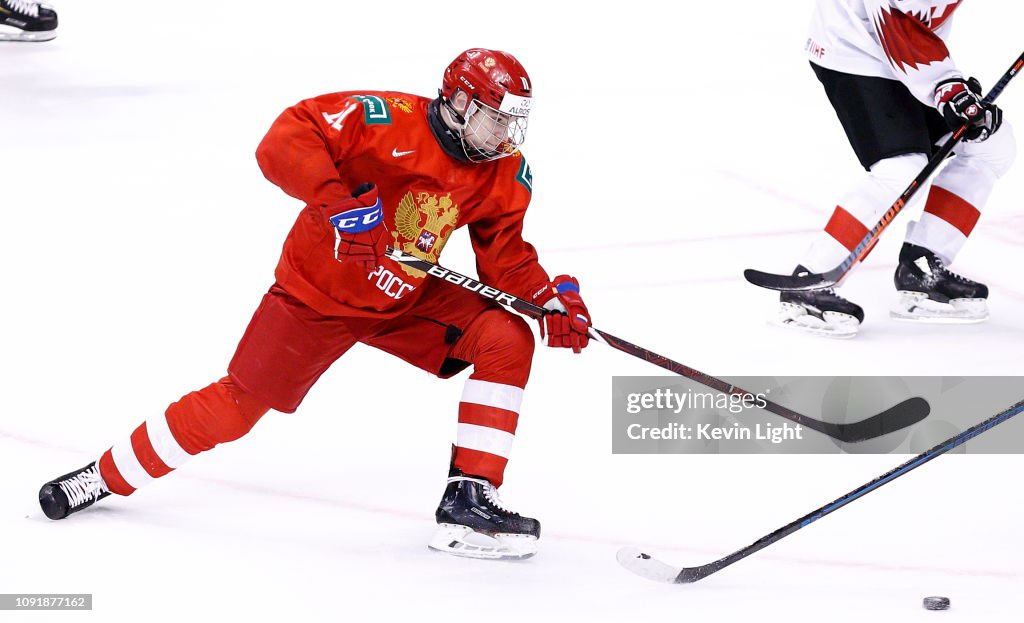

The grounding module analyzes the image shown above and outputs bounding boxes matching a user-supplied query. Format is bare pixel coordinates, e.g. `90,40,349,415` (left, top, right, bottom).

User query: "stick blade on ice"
615,547,682,583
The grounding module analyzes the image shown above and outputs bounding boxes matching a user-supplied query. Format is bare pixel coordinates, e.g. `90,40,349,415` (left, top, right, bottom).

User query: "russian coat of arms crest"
391,191,460,277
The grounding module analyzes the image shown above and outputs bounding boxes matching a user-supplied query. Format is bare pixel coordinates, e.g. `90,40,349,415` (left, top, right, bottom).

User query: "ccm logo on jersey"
329,198,384,233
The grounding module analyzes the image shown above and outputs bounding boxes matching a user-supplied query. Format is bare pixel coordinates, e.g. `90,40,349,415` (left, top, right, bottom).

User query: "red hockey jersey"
255,91,549,318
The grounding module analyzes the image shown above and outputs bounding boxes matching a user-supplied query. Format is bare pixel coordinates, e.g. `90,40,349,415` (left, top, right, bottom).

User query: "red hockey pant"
99,281,535,495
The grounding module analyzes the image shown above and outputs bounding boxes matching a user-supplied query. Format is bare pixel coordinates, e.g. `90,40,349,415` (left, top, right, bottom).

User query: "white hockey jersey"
806,0,964,106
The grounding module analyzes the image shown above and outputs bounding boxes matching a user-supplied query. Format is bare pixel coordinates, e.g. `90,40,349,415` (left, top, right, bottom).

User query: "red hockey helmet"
442,48,533,112
440,48,533,161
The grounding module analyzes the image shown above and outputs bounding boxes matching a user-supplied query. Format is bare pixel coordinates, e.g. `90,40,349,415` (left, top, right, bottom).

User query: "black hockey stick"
745,50,1024,292
617,396,1024,584
385,247,929,442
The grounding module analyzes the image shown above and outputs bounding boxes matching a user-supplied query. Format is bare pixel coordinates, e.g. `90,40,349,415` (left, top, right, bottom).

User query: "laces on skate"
447,476,517,515
58,465,108,507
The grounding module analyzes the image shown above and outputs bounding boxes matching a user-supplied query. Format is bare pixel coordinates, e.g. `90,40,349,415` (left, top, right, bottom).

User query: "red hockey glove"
530,275,591,353
324,183,387,273
934,77,1003,142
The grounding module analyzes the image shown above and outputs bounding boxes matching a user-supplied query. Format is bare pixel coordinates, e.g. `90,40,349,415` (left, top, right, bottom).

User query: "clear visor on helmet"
459,92,531,162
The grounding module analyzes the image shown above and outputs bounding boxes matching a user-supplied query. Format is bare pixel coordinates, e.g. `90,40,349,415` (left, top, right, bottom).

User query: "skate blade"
772,303,859,339
428,523,538,560
0,29,57,42
890,292,988,324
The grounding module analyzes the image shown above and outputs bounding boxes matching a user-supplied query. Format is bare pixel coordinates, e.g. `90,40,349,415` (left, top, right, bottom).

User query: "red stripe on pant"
923,185,981,236
824,205,870,251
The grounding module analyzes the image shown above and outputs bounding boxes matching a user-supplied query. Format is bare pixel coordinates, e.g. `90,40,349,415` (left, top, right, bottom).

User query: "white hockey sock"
800,154,928,273
905,122,1016,264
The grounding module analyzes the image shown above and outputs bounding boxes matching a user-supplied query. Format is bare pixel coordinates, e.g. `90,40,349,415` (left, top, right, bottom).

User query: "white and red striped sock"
97,378,268,496
453,379,523,487
906,123,1017,262
801,154,927,272
99,415,195,495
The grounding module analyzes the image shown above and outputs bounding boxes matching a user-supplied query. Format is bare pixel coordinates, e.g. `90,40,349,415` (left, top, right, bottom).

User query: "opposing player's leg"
39,286,357,519
895,121,1016,322
356,281,539,559
779,66,936,337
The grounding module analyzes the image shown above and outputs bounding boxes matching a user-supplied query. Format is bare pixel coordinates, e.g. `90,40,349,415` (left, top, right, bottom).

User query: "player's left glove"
934,77,1003,143
530,275,591,353
323,183,388,273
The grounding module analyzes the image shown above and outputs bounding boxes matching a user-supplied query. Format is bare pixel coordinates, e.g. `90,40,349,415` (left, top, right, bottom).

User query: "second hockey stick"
745,50,1024,292
385,247,929,443
617,396,1024,583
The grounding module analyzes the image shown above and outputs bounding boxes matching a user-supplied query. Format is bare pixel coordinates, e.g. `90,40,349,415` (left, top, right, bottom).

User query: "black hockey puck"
923,596,950,611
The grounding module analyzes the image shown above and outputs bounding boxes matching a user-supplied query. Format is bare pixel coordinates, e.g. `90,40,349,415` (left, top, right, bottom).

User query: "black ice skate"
429,469,540,560
0,0,58,41
39,462,110,520
776,265,865,338
891,243,988,323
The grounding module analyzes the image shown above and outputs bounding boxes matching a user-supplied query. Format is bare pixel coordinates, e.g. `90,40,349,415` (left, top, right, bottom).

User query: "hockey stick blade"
617,397,1024,584
826,396,929,443
743,266,842,292
616,547,683,583
387,247,928,442
592,328,929,442
744,50,1024,293
615,546,728,584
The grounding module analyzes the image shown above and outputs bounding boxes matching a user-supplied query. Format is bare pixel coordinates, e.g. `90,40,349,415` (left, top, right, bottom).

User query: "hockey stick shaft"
385,247,927,442
745,50,1024,292
667,397,1024,582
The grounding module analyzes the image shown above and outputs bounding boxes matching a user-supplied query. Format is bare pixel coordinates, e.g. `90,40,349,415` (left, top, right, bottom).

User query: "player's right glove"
934,77,1003,143
323,183,387,273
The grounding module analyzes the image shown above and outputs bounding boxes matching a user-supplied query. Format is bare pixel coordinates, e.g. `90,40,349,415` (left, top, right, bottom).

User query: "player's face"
464,104,512,151
461,101,528,161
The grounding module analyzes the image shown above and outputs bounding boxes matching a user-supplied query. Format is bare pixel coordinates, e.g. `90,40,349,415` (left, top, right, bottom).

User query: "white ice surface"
2,1,1023,621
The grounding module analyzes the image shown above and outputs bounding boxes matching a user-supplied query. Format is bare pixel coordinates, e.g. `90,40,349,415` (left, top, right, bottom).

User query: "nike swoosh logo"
392,148,415,157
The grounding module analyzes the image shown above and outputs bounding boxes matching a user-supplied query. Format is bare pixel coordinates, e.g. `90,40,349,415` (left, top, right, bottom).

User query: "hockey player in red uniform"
37,48,592,560
774,0,1015,337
